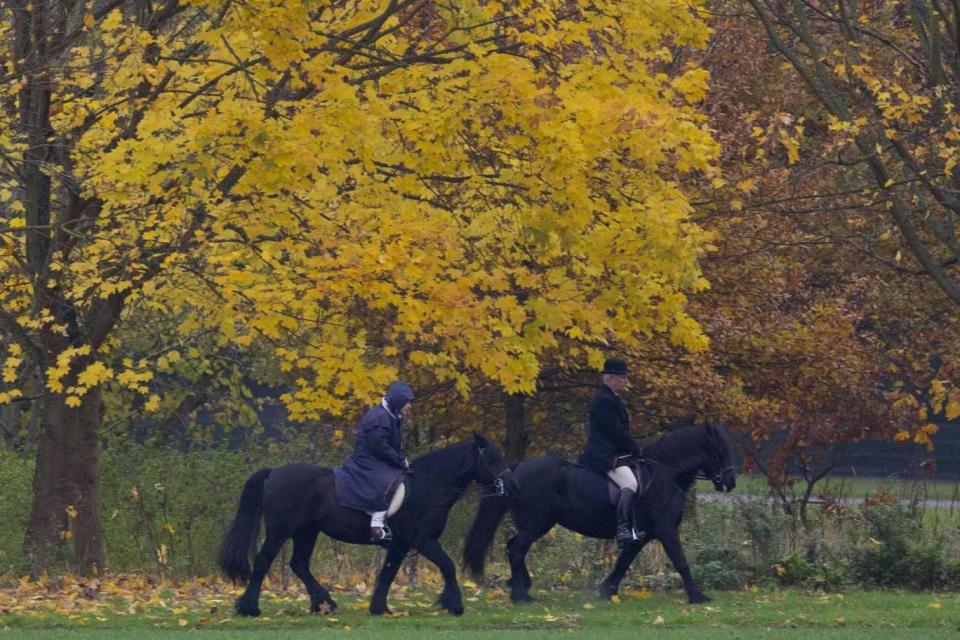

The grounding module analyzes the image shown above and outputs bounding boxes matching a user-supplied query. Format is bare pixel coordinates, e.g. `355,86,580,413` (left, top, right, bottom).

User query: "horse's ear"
473,432,487,448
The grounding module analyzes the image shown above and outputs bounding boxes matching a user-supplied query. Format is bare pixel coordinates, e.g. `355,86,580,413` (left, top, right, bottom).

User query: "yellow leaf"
144,395,161,412
945,392,960,420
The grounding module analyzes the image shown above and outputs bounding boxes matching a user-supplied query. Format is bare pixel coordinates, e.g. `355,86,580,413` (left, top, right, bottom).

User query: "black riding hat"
601,358,628,376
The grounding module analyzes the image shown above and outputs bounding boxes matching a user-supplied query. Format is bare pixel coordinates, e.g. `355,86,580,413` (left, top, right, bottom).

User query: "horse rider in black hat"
578,357,644,545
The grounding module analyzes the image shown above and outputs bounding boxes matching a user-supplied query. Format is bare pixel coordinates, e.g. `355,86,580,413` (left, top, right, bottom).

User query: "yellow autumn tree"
0,0,716,573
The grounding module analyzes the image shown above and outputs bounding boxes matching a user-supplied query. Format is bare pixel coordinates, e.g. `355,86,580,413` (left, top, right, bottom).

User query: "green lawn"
735,474,960,502
1,586,956,639
3,630,957,639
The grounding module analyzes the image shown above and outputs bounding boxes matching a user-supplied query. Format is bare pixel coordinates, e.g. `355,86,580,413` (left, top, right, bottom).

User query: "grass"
735,474,960,502
1,582,957,639
4,630,958,639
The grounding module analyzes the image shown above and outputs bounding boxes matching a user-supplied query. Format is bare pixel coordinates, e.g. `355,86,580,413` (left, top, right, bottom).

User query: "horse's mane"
411,438,475,472
643,424,713,463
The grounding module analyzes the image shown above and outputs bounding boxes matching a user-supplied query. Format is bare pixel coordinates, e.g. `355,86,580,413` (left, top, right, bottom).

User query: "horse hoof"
313,600,337,615
369,605,391,616
510,592,534,604
688,592,712,604
235,602,261,617
597,583,617,600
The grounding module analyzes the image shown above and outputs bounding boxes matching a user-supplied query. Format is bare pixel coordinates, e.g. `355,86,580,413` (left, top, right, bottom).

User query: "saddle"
571,461,650,506
332,470,409,517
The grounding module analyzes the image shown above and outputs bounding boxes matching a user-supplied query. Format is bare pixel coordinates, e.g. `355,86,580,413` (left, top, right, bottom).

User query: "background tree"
0,0,718,573
675,1,960,510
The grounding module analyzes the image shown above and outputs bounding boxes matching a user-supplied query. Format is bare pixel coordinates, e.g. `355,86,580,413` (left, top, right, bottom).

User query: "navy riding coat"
578,383,641,473
334,384,413,512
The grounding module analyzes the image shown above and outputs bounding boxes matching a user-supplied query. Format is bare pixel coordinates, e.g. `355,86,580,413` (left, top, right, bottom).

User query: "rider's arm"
366,416,407,469
592,398,641,457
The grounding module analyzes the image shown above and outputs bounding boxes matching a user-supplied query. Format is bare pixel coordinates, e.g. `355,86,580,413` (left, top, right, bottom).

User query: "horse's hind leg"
290,529,336,614
597,540,646,600
415,538,464,616
236,530,286,617
369,545,407,615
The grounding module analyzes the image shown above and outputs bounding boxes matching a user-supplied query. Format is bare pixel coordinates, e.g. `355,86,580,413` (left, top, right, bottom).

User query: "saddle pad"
568,464,619,505
332,469,408,515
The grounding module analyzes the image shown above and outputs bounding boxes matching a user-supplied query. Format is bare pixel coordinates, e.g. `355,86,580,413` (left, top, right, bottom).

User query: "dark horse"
463,423,736,604
220,433,514,616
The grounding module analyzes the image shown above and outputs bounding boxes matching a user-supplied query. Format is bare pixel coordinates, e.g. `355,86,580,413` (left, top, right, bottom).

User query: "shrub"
845,497,951,589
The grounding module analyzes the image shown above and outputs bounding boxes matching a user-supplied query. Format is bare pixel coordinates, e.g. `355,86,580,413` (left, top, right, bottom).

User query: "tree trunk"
504,392,528,463
24,388,105,575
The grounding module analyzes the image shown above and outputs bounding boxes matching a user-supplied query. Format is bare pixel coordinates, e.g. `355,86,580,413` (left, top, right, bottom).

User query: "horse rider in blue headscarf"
334,381,415,542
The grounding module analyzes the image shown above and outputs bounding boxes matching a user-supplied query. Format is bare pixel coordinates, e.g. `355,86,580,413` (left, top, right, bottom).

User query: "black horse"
220,433,514,616
463,423,736,604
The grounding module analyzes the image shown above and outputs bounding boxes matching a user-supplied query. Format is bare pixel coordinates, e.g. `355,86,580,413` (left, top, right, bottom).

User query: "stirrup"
370,525,393,543
616,528,644,546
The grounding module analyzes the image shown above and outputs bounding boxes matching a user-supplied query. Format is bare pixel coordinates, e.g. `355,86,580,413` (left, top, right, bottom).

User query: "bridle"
639,432,734,489
409,445,513,498
695,464,736,486
476,446,514,498
694,429,735,488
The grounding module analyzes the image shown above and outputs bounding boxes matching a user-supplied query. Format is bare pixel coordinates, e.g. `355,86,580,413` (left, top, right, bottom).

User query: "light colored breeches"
607,465,638,492
370,482,406,526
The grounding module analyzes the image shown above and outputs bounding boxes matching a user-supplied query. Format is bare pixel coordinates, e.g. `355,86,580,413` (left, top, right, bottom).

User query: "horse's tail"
219,468,271,584
463,492,509,579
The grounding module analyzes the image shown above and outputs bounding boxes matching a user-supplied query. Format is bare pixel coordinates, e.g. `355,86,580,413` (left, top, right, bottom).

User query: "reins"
636,428,734,492
409,445,511,498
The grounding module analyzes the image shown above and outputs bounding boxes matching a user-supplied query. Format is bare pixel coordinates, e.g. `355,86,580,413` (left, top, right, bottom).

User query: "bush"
0,449,33,574
686,502,753,590
845,498,952,589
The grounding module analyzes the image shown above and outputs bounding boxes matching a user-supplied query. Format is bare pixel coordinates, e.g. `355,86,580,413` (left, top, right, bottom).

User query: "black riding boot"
615,488,642,546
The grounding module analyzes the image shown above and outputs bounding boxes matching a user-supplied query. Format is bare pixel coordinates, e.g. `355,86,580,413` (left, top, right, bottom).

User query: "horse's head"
471,432,516,498
701,423,737,493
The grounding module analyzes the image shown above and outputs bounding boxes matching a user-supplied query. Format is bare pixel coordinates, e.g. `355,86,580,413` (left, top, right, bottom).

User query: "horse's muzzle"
714,469,737,493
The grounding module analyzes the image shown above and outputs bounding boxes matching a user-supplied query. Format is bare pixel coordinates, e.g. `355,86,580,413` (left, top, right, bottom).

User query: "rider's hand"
403,457,410,469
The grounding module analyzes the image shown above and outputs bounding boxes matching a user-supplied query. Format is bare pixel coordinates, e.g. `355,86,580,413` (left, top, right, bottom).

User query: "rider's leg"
607,465,643,545
386,482,405,517
371,483,406,542
370,510,389,541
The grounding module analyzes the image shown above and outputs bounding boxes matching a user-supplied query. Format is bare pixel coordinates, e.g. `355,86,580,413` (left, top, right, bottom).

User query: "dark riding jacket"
578,383,641,473
334,385,412,512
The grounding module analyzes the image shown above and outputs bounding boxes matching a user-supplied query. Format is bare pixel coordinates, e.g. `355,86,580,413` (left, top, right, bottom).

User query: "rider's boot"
615,488,644,547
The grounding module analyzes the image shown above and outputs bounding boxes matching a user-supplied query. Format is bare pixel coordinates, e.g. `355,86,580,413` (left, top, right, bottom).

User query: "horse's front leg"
597,539,647,600
657,528,710,603
415,537,464,615
369,545,407,615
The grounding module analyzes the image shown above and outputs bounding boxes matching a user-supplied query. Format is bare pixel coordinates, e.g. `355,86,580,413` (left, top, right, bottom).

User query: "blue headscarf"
384,381,414,415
